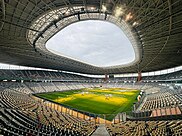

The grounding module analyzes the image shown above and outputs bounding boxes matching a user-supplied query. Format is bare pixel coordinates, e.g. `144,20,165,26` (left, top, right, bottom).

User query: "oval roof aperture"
46,20,135,67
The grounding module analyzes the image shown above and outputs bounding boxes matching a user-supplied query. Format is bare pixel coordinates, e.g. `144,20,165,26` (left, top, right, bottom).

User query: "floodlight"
102,5,107,12
54,15,59,20
132,22,138,26
90,7,95,10
125,12,133,21
114,6,124,17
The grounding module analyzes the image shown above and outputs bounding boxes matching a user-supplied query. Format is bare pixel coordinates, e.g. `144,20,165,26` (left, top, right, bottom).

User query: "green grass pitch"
36,88,140,120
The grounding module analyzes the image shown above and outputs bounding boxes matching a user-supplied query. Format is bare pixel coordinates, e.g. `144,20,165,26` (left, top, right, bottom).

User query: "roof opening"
46,20,135,67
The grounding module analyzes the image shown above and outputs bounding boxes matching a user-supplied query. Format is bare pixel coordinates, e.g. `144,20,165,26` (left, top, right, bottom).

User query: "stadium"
0,0,182,136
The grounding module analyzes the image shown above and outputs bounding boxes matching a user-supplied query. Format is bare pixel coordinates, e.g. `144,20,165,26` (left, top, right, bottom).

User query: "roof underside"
0,0,182,75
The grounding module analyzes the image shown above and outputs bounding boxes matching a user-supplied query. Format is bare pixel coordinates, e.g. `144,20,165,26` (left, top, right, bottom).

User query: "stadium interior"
0,0,182,136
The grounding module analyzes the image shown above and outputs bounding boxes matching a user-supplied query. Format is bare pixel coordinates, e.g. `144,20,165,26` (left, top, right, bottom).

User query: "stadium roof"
0,0,182,75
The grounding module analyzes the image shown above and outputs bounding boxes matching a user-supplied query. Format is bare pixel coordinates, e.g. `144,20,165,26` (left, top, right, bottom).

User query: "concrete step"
91,124,110,136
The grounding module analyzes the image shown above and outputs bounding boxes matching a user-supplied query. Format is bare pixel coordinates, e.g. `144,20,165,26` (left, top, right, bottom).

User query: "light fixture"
102,5,107,12
125,12,133,21
90,7,95,10
54,15,59,20
114,6,124,17
65,10,69,15
132,21,138,26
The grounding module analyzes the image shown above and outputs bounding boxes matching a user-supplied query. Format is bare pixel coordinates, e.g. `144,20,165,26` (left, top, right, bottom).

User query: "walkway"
91,124,110,136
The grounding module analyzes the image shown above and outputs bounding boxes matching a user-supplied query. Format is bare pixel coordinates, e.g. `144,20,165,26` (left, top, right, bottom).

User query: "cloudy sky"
46,20,135,67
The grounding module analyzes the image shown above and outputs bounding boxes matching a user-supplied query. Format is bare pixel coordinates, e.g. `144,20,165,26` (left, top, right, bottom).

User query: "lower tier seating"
106,120,182,136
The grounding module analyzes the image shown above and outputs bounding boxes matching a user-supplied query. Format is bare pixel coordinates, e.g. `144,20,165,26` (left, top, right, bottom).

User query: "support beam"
104,12,107,20
78,13,81,21
0,0,5,32
2,20,40,32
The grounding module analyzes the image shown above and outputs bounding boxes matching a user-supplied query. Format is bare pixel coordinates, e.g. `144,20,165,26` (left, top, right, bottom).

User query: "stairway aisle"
91,124,110,136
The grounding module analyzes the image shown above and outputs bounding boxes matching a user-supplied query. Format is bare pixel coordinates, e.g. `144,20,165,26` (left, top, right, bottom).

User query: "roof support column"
137,72,142,82
104,74,108,82
78,13,80,21
104,12,107,20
